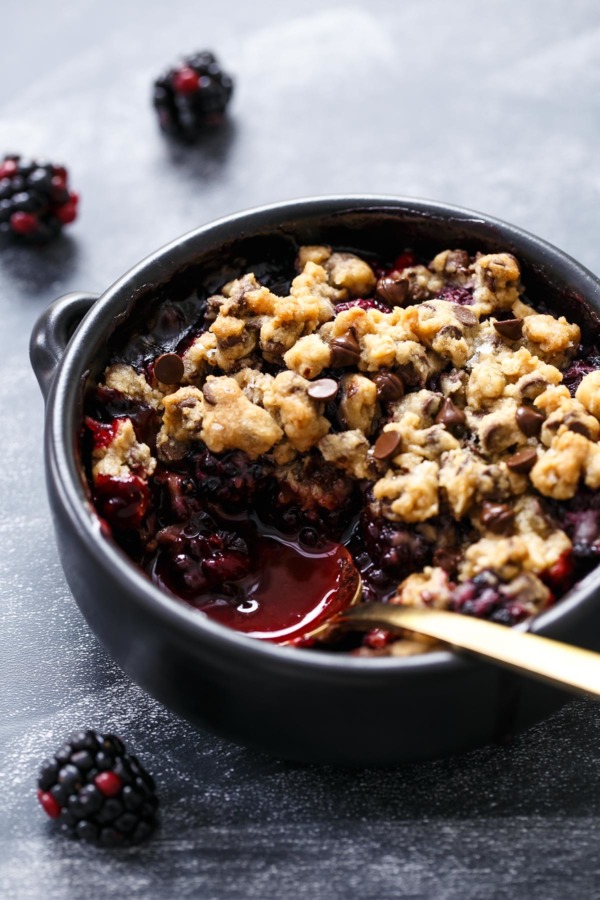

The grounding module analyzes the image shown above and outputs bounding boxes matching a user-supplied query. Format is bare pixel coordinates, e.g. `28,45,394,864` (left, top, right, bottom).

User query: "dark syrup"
196,536,357,642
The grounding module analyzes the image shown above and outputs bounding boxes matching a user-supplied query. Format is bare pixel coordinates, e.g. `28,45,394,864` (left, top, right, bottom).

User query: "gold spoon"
338,597,600,700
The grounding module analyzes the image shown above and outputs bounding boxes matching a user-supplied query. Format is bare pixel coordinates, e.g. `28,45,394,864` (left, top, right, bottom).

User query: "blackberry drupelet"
450,570,533,626
37,730,158,846
562,348,600,396
192,447,270,509
153,51,234,139
436,284,475,306
0,154,79,242
334,297,393,314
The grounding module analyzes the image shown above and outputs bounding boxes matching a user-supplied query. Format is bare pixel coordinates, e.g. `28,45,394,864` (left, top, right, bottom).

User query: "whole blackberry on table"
0,154,79,241
153,51,234,139
37,730,158,847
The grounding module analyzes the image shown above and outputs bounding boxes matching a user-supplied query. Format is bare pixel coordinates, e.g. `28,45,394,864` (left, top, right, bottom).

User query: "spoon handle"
341,604,600,699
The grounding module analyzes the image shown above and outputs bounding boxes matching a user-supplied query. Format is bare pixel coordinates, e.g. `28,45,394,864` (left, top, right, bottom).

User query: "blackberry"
436,285,474,306
153,51,234,139
361,507,432,580
192,447,270,510
0,154,79,242
562,348,600,396
550,489,600,559
450,571,531,626
334,297,392,314
37,730,158,847
155,514,252,599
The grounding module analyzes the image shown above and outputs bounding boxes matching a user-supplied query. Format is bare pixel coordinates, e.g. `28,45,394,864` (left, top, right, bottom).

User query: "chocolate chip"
444,250,471,272
433,547,461,577
437,324,463,340
373,430,402,461
518,374,548,401
481,420,514,454
435,397,466,433
506,448,538,474
568,420,593,439
202,383,219,405
494,318,524,341
307,378,339,402
375,276,409,308
480,502,515,535
516,405,544,438
330,331,360,367
373,372,404,402
154,352,184,384
452,305,478,327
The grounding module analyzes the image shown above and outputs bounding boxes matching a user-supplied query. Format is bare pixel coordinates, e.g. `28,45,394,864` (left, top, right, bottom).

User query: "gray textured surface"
2,1,600,897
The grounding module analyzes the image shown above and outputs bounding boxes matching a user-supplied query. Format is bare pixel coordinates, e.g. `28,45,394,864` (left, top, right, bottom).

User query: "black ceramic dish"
30,196,600,765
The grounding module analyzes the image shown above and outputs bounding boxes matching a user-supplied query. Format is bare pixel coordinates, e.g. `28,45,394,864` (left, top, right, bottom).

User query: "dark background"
2,1,600,897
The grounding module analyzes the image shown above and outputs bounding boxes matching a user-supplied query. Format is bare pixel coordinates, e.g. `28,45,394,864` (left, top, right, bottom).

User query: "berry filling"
562,348,600,396
449,571,533,626
334,297,393,314
83,242,600,653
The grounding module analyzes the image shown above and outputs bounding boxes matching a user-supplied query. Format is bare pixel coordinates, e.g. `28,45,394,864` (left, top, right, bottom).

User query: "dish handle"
29,292,98,402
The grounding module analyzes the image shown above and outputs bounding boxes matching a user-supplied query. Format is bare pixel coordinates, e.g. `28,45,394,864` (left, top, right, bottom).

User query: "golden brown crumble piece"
259,263,337,360
162,379,284,458
373,454,439,523
296,245,332,268
232,368,275,405
103,364,164,408
576,371,600,420
262,371,330,452
394,566,453,609
429,249,472,279
471,253,522,314
391,264,445,302
274,456,354,512
318,430,375,480
438,448,522,519
460,531,571,581
530,431,600,499
201,376,283,457
283,333,331,379
406,299,479,368
161,386,206,442
92,418,156,481
295,246,376,297
338,373,379,434
521,314,580,367
324,251,376,296
389,389,460,460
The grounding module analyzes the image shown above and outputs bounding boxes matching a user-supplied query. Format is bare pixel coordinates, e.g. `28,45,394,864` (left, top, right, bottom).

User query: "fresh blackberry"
153,51,234,139
37,730,158,847
0,154,79,242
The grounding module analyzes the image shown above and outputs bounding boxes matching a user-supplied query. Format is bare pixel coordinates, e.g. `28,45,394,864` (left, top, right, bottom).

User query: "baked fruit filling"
83,244,600,654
